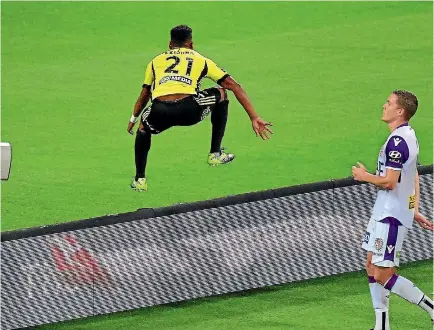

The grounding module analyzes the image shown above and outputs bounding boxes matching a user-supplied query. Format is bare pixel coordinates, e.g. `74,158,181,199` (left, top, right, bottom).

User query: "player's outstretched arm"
127,87,151,135
352,163,400,190
220,77,273,140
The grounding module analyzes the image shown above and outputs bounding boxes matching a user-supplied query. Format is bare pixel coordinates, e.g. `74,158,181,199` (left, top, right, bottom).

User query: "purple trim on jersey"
385,135,409,169
396,122,409,129
384,274,399,290
380,217,403,226
380,217,401,262
368,276,376,284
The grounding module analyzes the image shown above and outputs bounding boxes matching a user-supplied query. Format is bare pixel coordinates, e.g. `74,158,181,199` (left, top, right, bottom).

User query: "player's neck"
388,119,408,133
169,45,191,50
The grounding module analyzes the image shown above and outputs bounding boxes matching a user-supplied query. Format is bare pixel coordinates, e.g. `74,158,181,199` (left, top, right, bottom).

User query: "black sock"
135,129,151,180
210,100,229,153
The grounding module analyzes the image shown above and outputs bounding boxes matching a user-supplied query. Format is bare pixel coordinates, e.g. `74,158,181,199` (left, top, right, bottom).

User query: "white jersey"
372,123,419,228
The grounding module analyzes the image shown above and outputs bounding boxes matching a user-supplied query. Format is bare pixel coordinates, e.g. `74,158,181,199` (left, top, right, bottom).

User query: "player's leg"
372,219,433,323
195,87,234,166
132,121,151,191
366,253,391,330
210,88,229,153
131,102,174,191
375,266,433,322
363,218,390,330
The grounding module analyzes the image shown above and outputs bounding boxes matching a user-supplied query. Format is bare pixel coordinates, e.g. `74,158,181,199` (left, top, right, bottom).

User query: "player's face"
381,94,404,123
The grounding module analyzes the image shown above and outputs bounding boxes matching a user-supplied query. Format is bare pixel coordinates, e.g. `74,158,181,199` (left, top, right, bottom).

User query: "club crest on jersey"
375,238,383,251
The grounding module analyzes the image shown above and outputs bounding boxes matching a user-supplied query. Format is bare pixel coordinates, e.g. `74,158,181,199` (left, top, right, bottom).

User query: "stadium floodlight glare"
1,142,12,180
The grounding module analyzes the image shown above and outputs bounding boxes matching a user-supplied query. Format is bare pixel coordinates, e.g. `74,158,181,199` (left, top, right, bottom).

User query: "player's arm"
352,135,409,190
205,59,257,118
206,59,273,139
221,77,273,139
413,170,434,230
220,77,257,120
133,87,151,118
127,87,151,135
352,165,400,190
127,62,153,134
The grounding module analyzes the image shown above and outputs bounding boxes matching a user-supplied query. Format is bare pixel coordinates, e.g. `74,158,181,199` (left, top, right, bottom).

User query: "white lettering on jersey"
393,138,402,146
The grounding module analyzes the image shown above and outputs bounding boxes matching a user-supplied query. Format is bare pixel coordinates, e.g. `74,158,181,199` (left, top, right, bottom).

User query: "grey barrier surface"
1,166,433,329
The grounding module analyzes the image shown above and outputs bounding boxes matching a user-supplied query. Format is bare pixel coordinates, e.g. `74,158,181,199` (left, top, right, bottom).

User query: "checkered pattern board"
1,174,432,329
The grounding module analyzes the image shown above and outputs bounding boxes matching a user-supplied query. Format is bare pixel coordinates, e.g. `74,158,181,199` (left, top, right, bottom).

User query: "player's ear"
169,41,173,49
397,108,405,117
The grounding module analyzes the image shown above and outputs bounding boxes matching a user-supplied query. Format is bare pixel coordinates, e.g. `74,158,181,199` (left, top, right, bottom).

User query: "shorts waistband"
153,95,194,104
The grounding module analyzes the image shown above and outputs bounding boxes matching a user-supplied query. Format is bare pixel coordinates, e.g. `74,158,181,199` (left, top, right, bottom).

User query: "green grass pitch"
1,2,432,231
1,2,433,330
39,260,433,330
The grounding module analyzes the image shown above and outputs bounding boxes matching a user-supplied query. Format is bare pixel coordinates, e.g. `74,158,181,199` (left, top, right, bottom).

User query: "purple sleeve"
385,135,409,169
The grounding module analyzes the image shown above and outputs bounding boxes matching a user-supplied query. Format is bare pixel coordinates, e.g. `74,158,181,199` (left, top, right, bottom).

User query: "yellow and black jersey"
142,48,229,99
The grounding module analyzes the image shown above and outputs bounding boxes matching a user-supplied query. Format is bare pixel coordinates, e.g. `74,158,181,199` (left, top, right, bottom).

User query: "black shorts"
140,88,223,134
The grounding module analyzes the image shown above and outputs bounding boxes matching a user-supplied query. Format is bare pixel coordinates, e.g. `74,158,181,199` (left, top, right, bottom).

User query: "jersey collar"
390,122,409,135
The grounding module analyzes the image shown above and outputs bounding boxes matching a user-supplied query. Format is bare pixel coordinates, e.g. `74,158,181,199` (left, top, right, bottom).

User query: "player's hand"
414,212,434,231
251,117,273,140
352,162,367,181
127,121,135,135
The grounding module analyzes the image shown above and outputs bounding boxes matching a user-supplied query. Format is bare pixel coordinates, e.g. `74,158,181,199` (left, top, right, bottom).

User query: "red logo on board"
50,234,111,286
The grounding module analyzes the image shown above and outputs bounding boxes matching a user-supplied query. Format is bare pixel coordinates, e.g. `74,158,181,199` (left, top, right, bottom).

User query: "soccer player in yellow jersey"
127,25,273,191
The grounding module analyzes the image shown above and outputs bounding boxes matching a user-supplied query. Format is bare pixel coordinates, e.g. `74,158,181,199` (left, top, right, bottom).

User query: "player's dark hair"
170,25,192,47
392,90,418,120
